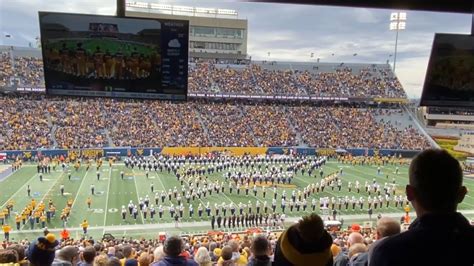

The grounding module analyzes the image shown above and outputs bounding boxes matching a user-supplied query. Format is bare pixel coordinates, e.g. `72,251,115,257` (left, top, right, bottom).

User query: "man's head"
295,213,325,243
221,245,233,261
0,249,19,263
122,245,133,259
348,243,367,259
228,240,240,253
407,149,467,214
57,246,79,265
6,244,25,261
81,246,96,264
251,235,270,256
347,232,364,247
163,236,183,257
376,217,400,239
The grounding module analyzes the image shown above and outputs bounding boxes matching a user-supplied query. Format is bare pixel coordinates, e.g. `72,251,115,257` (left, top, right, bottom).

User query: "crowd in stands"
0,51,44,88
188,63,406,98
0,96,52,150
0,94,431,150
0,52,13,87
49,99,108,149
0,214,400,266
103,100,209,147
0,51,406,98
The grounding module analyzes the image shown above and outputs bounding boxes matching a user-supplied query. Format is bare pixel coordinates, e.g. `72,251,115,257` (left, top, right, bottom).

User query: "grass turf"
1,159,474,240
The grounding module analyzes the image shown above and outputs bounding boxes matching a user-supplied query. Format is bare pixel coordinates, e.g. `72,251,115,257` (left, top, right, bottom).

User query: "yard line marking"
103,165,113,234
131,168,145,224
0,172,39,210
152,171,167,191
70,169,91,211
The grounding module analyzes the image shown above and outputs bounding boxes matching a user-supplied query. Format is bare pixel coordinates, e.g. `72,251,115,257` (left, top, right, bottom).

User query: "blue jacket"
370,212,474,266
153,256,198,266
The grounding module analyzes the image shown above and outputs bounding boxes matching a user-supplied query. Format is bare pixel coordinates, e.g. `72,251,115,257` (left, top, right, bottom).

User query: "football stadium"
0,1,473,265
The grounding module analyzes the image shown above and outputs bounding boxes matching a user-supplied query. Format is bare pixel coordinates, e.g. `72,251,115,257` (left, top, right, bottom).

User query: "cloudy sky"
0,0,471,98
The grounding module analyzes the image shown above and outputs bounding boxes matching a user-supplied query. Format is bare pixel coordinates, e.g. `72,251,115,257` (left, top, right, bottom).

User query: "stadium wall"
0,147,421,160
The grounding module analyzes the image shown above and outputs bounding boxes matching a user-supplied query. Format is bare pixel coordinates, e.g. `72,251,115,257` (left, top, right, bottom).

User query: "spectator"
367,217,400,262
28,233,59,266
6,244,28,265
119,245,136,266
79,246,96,266
155,236,197,266
348,243,368,265
248,235,271,266
0,249,19,264
138,252,152,266
370,149,474,266
274,213,333,266
151,246,165,265
218,246,235,266
107,247,116,258
93,254,109,266
194,247,212,266
107,257,121,266
52,246,80,266
217,240,248,266
334,232,364,266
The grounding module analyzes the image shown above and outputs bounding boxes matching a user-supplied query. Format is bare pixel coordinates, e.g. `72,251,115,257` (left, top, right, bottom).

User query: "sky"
0,0,471,98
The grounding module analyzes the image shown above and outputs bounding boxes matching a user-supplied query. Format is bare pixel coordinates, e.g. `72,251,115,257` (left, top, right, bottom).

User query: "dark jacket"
273,225,333,266
154,256,198,266
370,212,474,266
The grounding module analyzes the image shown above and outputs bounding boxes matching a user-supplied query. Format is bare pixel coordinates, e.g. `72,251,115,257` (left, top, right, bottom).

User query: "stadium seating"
0,46,430,151
0,94,430,150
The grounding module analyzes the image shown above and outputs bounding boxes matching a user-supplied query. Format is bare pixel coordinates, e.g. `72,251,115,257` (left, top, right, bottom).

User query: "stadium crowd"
0,53,406,98
188,63,406,98
0,51,44,88
0,94,431,150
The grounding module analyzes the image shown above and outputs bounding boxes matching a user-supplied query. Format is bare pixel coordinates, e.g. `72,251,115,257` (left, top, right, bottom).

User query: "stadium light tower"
390,12,406,73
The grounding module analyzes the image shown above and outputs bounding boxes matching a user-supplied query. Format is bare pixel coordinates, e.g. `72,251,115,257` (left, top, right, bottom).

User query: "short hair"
228,240,240,252
82,246,96,263
94,254,109,266
107,257,121,266
296,213,325,242
122,245,133,258
221,246,233,261
251,235,270,256
409,149,463,211
6,244,25,261
348,243,367,258
138,252,151,266
376,217,401,238
58,246,79,262
0,249,19,263
164,236,183,257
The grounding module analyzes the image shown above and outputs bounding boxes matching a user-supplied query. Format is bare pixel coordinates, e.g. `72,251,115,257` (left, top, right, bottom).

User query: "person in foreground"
155,236,198,266
370,149,474,266
274,213,333,266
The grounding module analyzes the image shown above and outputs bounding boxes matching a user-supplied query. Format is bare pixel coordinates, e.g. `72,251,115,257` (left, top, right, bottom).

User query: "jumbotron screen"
420,33,474,108
39,12,188,100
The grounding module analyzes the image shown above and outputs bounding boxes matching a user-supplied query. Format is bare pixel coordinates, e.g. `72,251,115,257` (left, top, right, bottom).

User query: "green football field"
1,159,474,240
46,39,158,56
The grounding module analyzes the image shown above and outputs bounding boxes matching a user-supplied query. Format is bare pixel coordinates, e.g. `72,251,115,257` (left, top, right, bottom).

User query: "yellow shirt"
81,221,89,228
2,225,11,233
